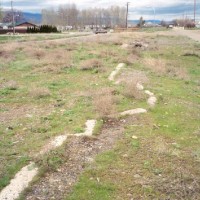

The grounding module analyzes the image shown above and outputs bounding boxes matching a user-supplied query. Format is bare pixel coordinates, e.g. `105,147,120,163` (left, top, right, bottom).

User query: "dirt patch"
0,104,53,125
116,69,148,85
24,117,138,200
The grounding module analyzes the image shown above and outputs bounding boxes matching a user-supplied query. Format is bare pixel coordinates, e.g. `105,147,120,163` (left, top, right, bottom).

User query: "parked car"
94,29,107,34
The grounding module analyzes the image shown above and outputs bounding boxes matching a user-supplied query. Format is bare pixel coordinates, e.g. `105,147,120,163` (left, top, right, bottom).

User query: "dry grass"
123,79,144,99
143,57,167,74
24,47,73,73
98,34,123,46
79,59,103,71
2,80,18,90
143,57,189,80
99,50,118,58
166,66,189,80
93,88,115,117
30,88,51,99
153,137,169,155
117,69,149,84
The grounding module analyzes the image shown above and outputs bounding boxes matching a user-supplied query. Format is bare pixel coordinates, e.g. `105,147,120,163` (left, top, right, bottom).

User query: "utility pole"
11,0,15,35
194,0,196,24
126,2,130,29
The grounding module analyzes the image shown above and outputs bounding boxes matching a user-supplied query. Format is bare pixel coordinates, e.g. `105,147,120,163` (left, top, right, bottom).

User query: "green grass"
0,33,125,191
66,34,200,200
0,32,199,199
0,33,90,43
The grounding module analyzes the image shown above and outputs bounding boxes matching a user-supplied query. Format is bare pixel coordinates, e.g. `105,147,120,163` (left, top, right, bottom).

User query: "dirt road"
172,29,200,42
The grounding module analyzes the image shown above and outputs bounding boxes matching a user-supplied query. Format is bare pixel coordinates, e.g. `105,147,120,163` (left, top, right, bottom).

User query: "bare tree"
41,4,126,29
2,10,24,23
0,6,3,22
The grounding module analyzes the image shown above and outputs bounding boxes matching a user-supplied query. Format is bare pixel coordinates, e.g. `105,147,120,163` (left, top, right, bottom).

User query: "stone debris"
51,135,68,147
145,90,157,107
0,163,38,200
120,108,147,116
108,63,125,81
147,96,157,107
145,90,154,96
136,83,144,91
75,120,97,137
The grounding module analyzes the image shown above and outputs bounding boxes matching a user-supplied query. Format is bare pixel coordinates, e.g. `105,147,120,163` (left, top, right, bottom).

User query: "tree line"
42,4,127,28
27,25,58,33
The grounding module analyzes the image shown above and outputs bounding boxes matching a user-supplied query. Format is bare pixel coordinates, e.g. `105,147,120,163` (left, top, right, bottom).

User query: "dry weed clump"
0,44,19,62
123,79,144,99
98,35,123,46
143,57,189,80
3,80,18,90
166,66,189,80
30,88,51,99
93,88,115,117
79,59,103,71
27,48,73,73
143,57,167,74
99,50,118,58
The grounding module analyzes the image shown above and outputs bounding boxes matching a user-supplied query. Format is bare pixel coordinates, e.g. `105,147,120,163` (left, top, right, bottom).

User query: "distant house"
0,23,13,30
0,21,38,34
15,21,38,30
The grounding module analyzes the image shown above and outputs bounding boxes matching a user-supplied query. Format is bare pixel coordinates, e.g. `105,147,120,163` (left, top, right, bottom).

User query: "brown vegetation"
143,57,189,80
30,88,51,99
93,88,115,117
123,79,144,99
79,59,103,71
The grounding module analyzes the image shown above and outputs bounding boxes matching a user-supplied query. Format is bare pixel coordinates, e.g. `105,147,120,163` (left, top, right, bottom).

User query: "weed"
79,59,103,71
123,79,144,99
30,88,51,99
93,88,115,118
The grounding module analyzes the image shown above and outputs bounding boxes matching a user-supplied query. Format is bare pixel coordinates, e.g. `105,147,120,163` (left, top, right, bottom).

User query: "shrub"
79,59,103,71
123,80,144,99
93,88,115,117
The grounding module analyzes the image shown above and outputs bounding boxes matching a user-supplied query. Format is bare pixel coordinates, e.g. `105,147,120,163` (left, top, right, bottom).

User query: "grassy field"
0,32,200,199
0,32,90,43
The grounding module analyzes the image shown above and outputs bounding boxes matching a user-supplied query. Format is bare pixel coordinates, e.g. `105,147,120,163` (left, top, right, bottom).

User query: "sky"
1,0,200,21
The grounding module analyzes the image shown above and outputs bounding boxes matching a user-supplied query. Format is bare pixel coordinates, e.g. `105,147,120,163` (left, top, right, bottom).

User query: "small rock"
134,174,141,178
132,135,138,139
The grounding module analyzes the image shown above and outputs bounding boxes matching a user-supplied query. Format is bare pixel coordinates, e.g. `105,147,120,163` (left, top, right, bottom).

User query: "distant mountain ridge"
23,12,42,24
129,20,161,24
22,12,161,25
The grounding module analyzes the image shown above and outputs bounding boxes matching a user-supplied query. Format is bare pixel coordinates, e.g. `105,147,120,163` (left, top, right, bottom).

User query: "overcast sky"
1,0,200,20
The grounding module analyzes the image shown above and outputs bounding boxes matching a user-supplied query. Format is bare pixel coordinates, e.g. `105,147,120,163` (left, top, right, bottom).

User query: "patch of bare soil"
25,116,137,200
0,104,53,125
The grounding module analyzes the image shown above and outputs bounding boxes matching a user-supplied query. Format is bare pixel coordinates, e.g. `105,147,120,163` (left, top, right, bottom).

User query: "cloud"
1,0,200,20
